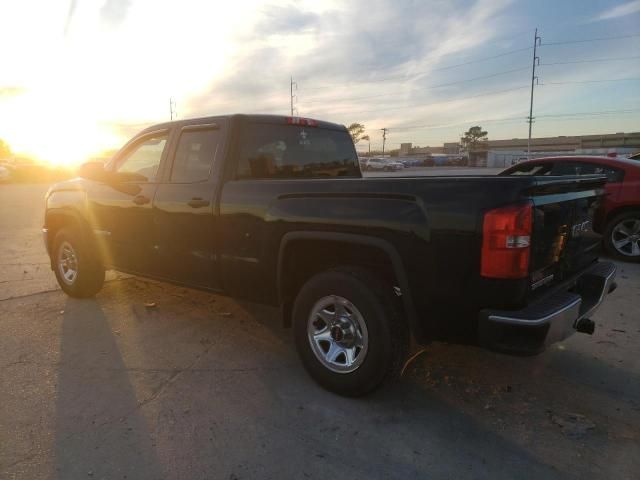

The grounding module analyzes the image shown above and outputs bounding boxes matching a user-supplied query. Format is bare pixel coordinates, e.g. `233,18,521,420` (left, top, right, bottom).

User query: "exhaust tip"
576,318,595,335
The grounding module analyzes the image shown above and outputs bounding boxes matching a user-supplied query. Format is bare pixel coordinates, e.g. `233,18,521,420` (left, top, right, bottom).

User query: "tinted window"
116,134,167,182
551,162,625,182
236,123,359,179
505,162,552,175
170,128,220,183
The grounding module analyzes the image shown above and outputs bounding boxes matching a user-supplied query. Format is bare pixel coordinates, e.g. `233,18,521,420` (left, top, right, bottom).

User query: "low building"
443,142,460,154
400,131,640,167
398,142,445,155
487,132,640,152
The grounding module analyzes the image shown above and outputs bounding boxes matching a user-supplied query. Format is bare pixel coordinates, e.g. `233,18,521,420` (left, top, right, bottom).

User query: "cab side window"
170,128,220,183
115,134,167,182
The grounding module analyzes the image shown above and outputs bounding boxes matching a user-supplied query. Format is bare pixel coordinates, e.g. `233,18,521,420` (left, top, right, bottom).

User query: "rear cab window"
235,119,360,179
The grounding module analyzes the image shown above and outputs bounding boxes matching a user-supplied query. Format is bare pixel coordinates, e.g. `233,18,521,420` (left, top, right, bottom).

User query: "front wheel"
52,227,105,297
604,211,640,262
293,267,408,396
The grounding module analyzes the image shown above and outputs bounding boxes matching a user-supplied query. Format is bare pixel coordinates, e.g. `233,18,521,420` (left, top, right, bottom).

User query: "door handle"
133,195,150,205
187,197,210,208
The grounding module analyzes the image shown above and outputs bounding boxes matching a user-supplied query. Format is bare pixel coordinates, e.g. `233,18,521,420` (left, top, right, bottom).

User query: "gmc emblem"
571,220,592,237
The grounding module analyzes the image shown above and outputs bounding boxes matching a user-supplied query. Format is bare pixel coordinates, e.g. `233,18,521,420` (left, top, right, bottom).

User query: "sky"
0,0,639,165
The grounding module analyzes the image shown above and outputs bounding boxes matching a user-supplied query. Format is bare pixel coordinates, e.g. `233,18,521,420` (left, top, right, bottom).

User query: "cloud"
100,0,132,27
254,4,320,34
593,0,640,21
183,0,516,124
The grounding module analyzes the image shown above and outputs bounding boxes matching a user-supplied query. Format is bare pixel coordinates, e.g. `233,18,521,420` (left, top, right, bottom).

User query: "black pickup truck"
43,114,616,396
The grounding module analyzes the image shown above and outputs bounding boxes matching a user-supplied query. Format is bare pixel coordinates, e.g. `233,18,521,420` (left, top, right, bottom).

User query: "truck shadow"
54,298,163,479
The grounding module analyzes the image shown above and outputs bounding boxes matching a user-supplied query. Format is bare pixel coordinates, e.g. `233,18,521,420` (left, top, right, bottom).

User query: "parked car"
364,157,404,172
501,156,640,261
397,158,424,168
0,165,10,182
43,115,616,396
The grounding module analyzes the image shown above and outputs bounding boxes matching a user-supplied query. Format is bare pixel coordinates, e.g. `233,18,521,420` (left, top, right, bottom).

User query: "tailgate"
527,175,606,291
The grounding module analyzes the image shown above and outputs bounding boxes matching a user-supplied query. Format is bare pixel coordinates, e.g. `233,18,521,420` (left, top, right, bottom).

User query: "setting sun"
0,0,243,166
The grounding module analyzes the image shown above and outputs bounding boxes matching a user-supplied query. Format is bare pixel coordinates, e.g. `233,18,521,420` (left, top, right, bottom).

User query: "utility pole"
527,28,541,158
169,97,176,121
290,77,297,116
381,128,388,155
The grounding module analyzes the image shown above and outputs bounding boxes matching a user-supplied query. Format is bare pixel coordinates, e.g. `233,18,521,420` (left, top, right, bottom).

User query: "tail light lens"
481,202,533,279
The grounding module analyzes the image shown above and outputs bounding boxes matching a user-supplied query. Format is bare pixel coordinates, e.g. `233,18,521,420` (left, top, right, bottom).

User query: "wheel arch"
45,209,96,266
605,205,640,226
276,231,422,340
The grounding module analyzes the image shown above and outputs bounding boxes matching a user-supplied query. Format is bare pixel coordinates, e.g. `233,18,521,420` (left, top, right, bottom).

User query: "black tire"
603,211,640,262
52,227,105,298
293,267,409,397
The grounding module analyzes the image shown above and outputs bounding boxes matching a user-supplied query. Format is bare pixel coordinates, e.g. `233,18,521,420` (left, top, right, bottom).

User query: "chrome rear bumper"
478,261,616,354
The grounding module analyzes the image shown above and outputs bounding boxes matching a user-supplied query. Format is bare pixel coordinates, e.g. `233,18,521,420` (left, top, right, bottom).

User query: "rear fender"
277,231,422,341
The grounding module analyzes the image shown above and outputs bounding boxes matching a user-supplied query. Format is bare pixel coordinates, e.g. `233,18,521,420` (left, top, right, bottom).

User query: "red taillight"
481,202,533,279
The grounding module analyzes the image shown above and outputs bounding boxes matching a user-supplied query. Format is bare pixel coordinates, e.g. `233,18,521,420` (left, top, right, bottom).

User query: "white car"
364,158,404,172
0,165,11,182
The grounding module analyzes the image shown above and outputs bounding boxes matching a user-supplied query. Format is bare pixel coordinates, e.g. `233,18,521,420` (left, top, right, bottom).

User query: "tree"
347,123,366,144
461,126,488,152
0,138,11,158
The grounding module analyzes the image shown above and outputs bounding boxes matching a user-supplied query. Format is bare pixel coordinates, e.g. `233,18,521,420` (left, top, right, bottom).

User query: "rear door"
152,122,225,289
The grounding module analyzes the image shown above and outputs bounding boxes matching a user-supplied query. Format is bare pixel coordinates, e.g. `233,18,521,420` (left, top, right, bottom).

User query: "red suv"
502,156,640,262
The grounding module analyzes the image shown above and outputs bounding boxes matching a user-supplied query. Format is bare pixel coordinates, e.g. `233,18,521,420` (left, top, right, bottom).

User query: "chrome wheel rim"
612,218,640,257
307,295,368,374
57,241,78,285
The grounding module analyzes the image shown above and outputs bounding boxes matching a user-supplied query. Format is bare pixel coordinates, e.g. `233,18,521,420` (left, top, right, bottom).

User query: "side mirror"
78,162,107,182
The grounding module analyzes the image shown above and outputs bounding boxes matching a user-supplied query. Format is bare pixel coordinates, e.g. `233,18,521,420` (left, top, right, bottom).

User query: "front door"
87,130,169,274
152,123,223,289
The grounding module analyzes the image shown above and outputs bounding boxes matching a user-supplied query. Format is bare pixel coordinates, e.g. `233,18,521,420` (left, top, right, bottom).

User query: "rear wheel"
604,211,640,262
293,267,408,396
52,227,105,297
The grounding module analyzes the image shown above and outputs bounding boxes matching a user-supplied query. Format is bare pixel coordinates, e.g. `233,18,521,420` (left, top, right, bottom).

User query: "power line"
541,56,640,66
388,115,527,131
307,85,529,117
540,33,640,46
300,46,533,92
382,109,640,135
537,108,640,118
542,77,640,85
302,66,530,105
302,33,637,92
